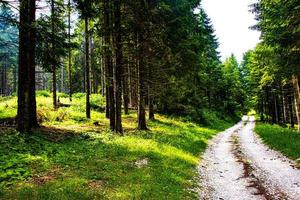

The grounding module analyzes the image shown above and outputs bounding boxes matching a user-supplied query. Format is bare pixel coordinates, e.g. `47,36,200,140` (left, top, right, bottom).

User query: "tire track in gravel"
197,116,300,200
197,119,265,200
237,116,300,200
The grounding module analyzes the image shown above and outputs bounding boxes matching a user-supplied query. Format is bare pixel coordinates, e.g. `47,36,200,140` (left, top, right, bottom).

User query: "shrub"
90,94,105,109
36,90,51,97
57,92,69,99
72,93,85,98
37,108,70,122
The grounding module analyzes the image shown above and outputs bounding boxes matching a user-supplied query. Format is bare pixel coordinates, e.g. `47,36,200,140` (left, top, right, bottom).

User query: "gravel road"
197,116,300,200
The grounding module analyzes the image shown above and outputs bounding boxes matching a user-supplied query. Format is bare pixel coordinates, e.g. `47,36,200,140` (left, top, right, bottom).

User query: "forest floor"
198,116,300,200
0,92,234,199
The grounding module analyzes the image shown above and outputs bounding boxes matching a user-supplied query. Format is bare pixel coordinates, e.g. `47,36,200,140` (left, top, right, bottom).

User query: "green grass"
255,123,300,164
0,91,234,199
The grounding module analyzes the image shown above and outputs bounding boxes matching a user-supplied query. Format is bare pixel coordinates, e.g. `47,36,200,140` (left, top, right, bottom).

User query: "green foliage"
0,95,234,199
0,129,48,187
36,0,69,73
252,0,300,74
197,109,237,130
0,4,18,95
0,96,17,118
57,92,69,98
221,55,246,115
255,123,300,164
154,6,246,121
72,93,85,98
247,0,300,125
36,90,51,97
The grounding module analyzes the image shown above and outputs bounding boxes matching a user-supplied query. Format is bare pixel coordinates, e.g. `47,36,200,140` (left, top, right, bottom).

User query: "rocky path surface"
197,116,300,200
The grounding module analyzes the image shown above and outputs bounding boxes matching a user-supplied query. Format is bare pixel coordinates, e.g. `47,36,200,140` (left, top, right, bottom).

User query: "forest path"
197,116,300,200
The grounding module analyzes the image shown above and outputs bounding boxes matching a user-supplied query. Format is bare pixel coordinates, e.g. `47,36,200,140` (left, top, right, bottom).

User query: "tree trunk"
68,0,72,101
17,0,38,132
114,0,123,133
85,16,91,119
122,59,129,115
100,39,105,97
129,33,138,108
2,64,6,95
137,32,147,130
60,64,64,92
104,0,115,129
13,67,17,93
292,75,300,131
53,69,57,108
282,87,287,124
274,92,279,124
105,85,110,118
108,61,115,130
260,98,264,121
149,95,154,121
51,0,57,109
288,94,295,128
270,92,276,124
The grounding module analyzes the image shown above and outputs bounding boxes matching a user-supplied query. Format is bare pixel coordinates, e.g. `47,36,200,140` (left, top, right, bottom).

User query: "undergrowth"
255,123,300,164
0,91,234,199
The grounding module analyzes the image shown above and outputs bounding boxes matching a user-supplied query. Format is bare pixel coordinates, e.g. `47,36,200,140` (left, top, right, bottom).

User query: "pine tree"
17,0,38,132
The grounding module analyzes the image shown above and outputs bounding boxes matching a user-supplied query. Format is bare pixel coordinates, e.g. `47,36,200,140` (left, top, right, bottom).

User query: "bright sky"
201,0,260,62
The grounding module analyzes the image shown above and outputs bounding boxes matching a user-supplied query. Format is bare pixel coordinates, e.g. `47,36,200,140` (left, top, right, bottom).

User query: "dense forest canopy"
0,0,299,132
240,0,300,130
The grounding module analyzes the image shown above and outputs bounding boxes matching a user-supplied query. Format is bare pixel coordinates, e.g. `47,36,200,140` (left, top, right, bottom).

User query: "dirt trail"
197,116,300,200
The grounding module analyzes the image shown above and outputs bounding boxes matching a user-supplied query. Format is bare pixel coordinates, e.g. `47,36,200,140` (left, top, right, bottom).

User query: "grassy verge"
0,92,233,199
255,123,300,164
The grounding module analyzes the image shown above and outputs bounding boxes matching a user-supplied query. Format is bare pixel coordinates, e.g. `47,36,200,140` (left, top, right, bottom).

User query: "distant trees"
0,4,18,96
241,44,298,128
70,0,239,131
246,0,300,130
222,55,245,115
74,0,94,119
0,0,250,133
36,0,68,109
59,0,248,130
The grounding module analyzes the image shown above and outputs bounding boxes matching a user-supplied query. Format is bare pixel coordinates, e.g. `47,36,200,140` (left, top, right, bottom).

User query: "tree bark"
292,74,300,131
129,33,138,108
105,85,110,118
85,16,91,119
260,98,264,121
68,0,72,102
281,86,287,124
53,69,57,108
17,0,38,132
147,65,154,121
13,67,17,93
2,63,7,95
104,0,115,129
100,39,105,97
122,59,129,115
51,0,57,109
288,94,295,128
149,95,154,121
114,0,123,133
137,32,147,130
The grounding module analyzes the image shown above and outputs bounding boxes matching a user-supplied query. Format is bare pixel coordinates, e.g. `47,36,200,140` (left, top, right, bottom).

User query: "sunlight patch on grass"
0,96,17,118
0,92,234,199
